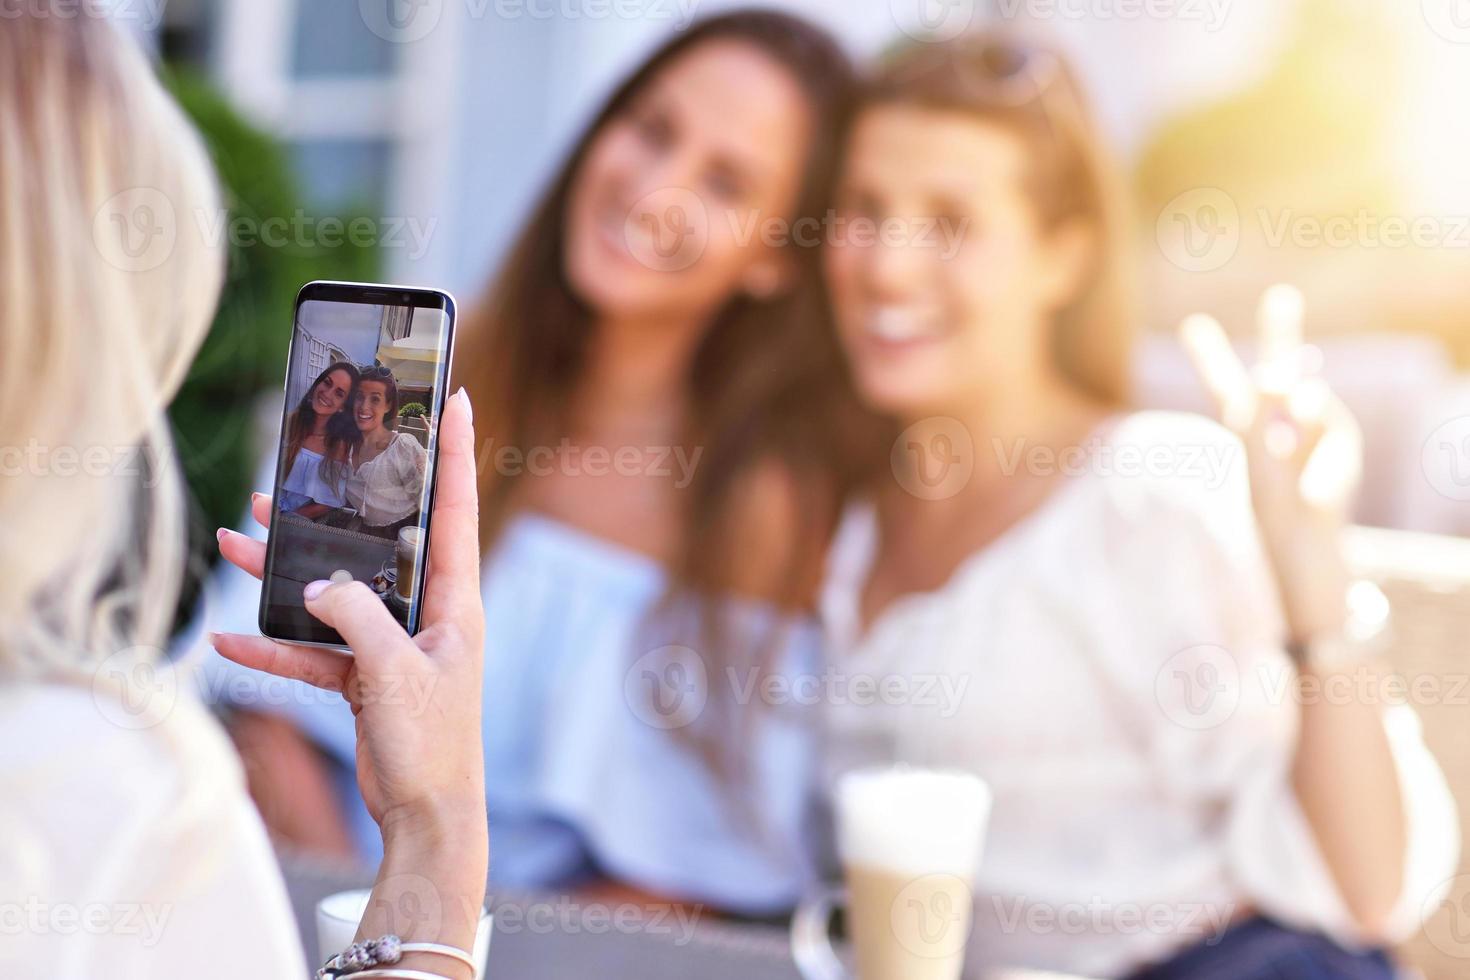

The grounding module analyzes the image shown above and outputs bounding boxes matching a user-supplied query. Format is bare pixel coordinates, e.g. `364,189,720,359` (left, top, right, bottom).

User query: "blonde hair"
869,31,1135,406
0,10,224,676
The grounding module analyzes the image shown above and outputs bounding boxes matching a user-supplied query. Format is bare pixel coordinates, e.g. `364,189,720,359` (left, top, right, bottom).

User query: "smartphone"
258,281,457,648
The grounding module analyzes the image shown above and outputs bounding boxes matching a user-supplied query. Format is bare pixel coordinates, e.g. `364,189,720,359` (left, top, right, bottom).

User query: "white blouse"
346,430,427,527
819,411,1459,978
0,676,306,979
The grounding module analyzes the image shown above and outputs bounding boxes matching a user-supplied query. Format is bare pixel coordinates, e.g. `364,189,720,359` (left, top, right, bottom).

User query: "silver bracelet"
317,935,475,979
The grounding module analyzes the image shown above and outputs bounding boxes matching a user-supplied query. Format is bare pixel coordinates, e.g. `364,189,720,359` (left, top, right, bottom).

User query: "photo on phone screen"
259,282,456,647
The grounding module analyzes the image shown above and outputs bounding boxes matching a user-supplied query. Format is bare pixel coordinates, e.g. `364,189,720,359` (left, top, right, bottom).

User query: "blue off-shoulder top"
191,508,825,915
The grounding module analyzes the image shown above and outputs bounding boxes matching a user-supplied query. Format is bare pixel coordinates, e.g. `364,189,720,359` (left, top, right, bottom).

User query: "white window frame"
210,0,462,284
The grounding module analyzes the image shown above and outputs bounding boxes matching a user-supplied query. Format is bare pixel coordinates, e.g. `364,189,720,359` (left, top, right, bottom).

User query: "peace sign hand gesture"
1180,285,1361,643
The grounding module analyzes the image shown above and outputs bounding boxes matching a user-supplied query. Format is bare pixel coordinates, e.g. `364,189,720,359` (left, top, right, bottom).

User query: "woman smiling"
337,364,428,539
279,361,359,519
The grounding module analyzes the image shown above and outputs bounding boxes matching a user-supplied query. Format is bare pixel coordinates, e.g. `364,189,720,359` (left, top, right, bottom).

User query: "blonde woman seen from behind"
0,10,488,979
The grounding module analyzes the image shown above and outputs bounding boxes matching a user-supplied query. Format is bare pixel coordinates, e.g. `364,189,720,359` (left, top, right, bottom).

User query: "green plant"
161,68,381,617
398,402,428,419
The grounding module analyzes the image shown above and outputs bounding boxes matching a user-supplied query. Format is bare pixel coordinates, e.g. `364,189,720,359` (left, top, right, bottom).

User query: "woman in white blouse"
819,34,1458,977
338,365,429,539
1,11,487,979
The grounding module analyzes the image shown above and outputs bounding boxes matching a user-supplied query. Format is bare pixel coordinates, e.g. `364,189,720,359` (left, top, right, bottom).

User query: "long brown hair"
284,361,360,481
865,32,1135,406
453,11,875,601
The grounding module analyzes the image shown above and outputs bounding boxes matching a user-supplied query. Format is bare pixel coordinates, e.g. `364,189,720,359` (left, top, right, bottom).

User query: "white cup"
316,888,493,980
792,767,992,980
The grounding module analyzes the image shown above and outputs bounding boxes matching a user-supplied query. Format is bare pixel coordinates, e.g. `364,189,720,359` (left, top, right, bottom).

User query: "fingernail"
303,580,331,601
457,387,472,423
206,631,220,648
216,528,229,542
250,492,263,503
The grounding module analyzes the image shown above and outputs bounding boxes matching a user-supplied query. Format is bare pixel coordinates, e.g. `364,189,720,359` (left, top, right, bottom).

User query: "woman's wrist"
366,792,488,942
379,789,487,855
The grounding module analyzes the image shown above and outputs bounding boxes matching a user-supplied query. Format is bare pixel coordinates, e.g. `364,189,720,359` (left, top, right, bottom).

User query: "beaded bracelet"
316,935,475,979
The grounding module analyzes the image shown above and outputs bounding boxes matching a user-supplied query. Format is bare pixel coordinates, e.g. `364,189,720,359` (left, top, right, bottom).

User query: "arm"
1181,289,1409,939
227,707,357,860
215,389,487,976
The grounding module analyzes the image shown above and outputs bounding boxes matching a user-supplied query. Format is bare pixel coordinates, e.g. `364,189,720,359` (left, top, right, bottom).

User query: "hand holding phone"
259,282,458,646
211,387,487,965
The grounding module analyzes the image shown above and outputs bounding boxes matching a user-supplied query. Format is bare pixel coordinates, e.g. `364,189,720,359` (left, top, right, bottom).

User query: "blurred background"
116,0,1470,972
127,0,1470,563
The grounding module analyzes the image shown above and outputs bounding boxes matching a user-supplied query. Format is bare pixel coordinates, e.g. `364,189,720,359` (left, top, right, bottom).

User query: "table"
266,513,408,626
280,850,1087,980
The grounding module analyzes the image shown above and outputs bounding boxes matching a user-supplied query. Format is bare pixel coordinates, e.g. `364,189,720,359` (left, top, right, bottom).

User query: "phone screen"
259,282,456,647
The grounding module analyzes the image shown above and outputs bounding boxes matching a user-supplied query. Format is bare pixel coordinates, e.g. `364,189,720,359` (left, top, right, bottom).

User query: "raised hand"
1180,285,1362,642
